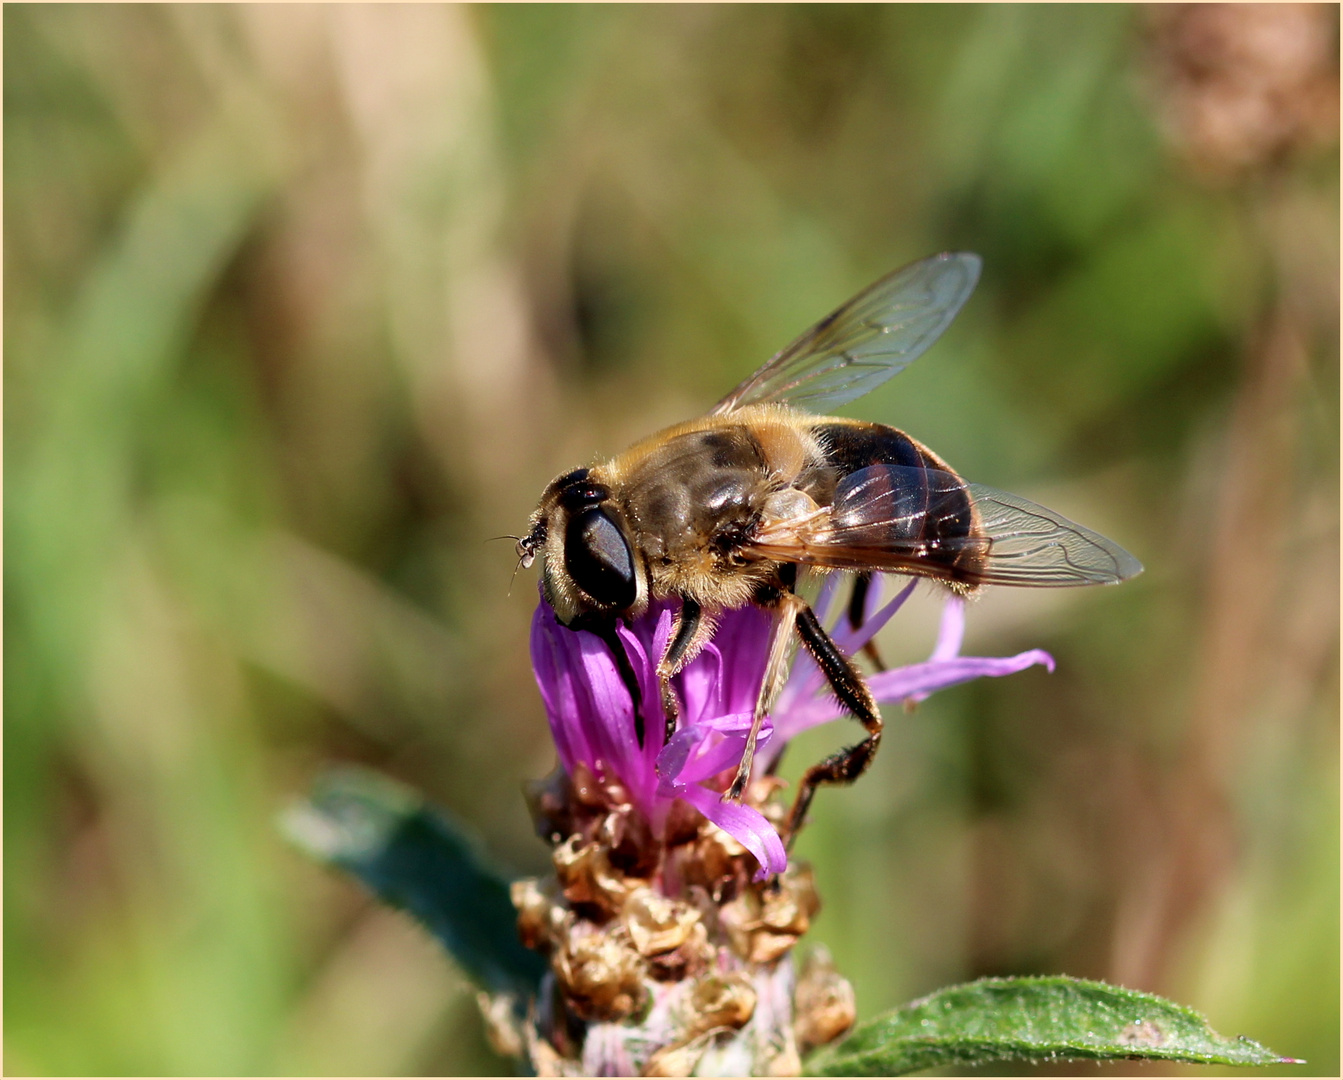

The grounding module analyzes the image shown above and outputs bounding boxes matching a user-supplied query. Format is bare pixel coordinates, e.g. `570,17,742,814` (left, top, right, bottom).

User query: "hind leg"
784,602,883,845
847,572,888,671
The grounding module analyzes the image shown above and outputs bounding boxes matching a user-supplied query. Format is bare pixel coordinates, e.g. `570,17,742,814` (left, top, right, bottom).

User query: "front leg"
725,589,801,801
656,598,716,745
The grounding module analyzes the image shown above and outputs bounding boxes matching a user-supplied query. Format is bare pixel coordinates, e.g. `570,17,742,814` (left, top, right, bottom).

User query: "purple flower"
530,576,1054,880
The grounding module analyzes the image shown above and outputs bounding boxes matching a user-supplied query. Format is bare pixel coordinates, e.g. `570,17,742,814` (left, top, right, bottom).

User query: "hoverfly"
519,253,1141,841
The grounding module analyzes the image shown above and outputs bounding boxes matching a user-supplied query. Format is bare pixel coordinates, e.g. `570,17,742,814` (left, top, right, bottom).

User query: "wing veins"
711,252,982,415
744,468,1140,588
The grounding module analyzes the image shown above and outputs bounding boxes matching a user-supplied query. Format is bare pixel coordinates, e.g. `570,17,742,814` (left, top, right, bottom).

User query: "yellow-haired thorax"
603,403,822,489
647,554,771,613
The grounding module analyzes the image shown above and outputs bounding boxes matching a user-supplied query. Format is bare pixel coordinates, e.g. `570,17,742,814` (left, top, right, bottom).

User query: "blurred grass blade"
808,975,1299,1075
282,768,546,998
11,76,288,707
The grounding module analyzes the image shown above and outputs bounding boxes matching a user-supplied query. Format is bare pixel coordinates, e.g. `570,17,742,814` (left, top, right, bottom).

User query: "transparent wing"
711,252,982,415
961,484,1144,586
747,466,1142,588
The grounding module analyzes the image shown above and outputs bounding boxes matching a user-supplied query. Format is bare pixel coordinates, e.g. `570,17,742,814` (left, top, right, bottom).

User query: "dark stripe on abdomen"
816,422,925,474
820,423,983,583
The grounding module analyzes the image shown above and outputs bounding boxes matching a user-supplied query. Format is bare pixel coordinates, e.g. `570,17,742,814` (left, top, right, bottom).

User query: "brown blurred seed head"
641,1031,718,1078
1147,3,1340,180
765,1040,804,1077
645,919,711,983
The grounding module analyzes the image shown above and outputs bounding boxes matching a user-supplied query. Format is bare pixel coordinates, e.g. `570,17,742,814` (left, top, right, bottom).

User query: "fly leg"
656,598,715,746
785,603,882,846
725,590,801,802
847,572,887,671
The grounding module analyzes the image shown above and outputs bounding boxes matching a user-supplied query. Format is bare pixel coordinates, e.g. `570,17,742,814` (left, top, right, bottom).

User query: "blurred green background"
5,5,1337,1075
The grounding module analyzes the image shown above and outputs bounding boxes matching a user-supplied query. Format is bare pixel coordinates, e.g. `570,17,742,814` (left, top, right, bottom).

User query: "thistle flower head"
511,574,1054,1075
530,574,1053,881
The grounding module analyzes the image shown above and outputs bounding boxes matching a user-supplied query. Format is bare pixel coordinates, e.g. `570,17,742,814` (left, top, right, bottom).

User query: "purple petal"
812,572,842,626
530,607,592,774
615,607,674,790
677,637,725,726
711,606,775,714
676,782,787,880
532,597,674,811
571,634,643,793
656,713,767,790
929,595,965,661
872,649,1056,704
531,573,1052,887
778,578,919,715
770,647,1056,745
655,726,700,788
860,571,888,624
827,578,918,657
614,609,663,723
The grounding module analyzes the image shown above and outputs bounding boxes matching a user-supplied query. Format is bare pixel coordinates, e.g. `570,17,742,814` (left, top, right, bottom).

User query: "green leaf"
282,768,546,998
809,975,1300,1076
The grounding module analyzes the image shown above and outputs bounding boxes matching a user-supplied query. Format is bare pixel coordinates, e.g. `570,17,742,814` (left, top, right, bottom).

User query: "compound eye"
564,507,636,610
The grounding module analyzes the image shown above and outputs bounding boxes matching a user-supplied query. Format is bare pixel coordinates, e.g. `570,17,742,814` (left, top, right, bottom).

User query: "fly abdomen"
818,421,986,584
815,421,927,475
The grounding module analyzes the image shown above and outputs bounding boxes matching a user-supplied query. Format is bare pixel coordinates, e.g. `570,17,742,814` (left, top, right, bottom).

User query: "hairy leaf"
283,768,546,998
809,975,1299,1076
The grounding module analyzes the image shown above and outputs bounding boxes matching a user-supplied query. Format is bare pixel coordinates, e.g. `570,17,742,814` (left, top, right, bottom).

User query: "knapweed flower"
505,575,1053,1076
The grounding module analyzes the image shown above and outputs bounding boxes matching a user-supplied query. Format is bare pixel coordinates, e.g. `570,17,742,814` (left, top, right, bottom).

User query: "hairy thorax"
597,407,825,610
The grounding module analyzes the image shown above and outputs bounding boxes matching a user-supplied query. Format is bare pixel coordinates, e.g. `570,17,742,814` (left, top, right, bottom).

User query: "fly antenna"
488,534,536,597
